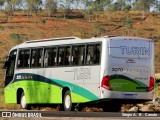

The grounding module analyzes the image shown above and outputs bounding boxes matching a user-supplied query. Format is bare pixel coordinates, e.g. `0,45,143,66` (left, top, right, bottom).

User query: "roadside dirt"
26,98,160,112
121,99,160,112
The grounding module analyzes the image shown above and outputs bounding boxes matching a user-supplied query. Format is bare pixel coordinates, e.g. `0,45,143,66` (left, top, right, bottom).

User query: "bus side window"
65,46,71,65
17,50,30,68
44,49,49,67
58,47,65,66
58,46,71,66
31,49,43,68
79,46,85,65
72,46,78,65
95,44,101,64
51,48,57,66
44,47,57,67
17,50,24,68
86,43,101,65
24,50,30,67
72,45,85,66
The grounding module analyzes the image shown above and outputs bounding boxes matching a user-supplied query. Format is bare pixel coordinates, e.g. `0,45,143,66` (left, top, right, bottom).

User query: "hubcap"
21,95,26,109
65,95,71,109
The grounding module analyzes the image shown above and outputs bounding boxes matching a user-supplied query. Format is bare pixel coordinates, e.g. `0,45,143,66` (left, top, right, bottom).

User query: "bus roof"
10,36,152,50
11,36,102,50
25,37,80,43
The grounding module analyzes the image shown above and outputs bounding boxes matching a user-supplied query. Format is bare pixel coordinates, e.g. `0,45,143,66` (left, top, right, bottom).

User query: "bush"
0,26,5,30
93,21,106,37
40,19,46,25
8,33,20,40
8,33,22,45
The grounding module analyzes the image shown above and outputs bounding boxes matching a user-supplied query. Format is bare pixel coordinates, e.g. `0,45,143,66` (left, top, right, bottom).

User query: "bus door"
4,49,17,87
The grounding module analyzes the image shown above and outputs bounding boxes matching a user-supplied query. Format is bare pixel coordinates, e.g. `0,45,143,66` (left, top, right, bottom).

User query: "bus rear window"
109,39,152,59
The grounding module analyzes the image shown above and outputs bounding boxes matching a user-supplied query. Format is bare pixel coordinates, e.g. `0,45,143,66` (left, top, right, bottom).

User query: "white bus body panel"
100,37,154,100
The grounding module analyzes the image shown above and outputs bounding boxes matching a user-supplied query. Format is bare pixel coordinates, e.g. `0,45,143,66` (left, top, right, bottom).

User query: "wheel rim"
21,94,26,109
65,94,71,109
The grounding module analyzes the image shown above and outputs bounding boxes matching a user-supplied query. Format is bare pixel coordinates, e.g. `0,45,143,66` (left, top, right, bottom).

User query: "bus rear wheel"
20,92,29,109
63,90,73,111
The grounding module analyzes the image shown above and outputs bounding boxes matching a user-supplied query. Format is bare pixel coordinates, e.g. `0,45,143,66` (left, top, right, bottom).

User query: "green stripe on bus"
110,75,148,92
5,77,99,104
52,79,99,101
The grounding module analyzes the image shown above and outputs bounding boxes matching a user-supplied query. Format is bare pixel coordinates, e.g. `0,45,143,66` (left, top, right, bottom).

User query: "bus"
4,36,155,111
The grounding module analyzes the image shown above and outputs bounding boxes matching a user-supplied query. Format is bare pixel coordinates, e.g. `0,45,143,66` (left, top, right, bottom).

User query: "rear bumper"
101,88,154,101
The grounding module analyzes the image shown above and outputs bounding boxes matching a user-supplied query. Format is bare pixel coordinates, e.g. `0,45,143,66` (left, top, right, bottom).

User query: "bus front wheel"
20,92,29,109
63,90,72,111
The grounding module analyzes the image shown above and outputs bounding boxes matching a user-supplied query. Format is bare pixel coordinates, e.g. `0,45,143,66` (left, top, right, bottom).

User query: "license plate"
123,94,137,99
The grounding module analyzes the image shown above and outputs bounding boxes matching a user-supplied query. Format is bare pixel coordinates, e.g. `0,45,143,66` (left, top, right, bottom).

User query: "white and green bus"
4,36,155,111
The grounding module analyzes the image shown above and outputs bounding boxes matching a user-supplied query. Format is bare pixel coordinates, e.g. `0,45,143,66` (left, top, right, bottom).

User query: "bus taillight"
101,75,111,90
147,77,154,92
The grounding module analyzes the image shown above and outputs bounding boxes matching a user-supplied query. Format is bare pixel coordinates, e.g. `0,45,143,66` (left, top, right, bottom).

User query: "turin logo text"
120,46,150,56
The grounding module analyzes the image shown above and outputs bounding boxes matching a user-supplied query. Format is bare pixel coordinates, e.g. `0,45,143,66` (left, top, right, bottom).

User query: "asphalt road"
0,118,160,120
1,111,160,120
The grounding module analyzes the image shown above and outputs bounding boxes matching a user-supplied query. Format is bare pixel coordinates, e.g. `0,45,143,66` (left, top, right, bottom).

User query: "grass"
155,85,160,97
0,73,21,110
155,78,160,97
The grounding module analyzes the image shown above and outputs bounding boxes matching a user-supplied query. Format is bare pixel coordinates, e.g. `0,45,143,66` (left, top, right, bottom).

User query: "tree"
8,0,22,10
45,0,57,18
26,0,42,16
154,0,160,12
90,1,102,20
81,0,92,10
132,0,156,18
112,0,127,11
73,0,81,9
77,0,93,21
82,7,94,21
92,0,112,11
4,0,22,16
0,0,5,10
93,21,106,36
123,15,133,36
78,0,112,21
133,0,156,11
59,0,74,19
2,0,22,23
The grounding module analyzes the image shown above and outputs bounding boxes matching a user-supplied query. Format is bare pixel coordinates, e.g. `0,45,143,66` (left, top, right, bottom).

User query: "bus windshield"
4,50,17,87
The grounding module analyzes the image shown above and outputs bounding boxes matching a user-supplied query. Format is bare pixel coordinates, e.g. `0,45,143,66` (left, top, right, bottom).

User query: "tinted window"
31,49,43,67
44,47,57,67
86,43,101,65
58,46,71,66
5,50,17,86
17,50,30,68
72,45,85,65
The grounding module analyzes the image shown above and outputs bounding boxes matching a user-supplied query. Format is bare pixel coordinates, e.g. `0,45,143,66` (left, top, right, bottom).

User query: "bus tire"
20,92,29,109
63,90,72,111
